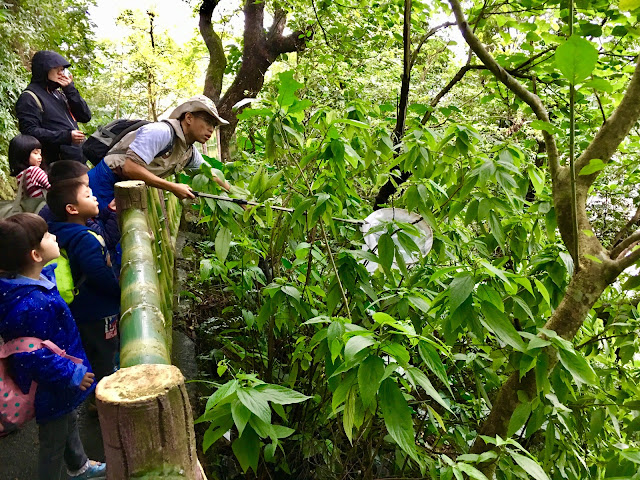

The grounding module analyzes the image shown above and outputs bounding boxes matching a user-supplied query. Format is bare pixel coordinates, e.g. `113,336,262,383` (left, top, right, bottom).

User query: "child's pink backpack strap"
0,337,46,358
0,337,82,437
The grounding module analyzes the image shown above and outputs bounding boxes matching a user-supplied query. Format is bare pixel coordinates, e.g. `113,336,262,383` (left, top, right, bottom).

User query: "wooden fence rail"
96,180,206,480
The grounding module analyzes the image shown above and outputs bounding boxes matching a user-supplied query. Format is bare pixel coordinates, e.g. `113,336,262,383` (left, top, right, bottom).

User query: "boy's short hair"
0,213,48,273
47,181,85,221
47,161,89,187
8,134,42,176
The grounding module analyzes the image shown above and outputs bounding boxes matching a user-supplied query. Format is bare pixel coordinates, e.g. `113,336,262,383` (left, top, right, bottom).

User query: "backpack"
82,119,176,165
0,337,82,437
47,230,106,304
0,174,46,220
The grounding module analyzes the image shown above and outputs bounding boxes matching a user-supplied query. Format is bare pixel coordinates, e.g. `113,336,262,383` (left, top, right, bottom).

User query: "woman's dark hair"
8,134,42,176
0,213,48,273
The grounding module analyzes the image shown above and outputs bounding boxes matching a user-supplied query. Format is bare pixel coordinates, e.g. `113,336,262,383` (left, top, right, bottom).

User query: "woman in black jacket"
15,50,91,165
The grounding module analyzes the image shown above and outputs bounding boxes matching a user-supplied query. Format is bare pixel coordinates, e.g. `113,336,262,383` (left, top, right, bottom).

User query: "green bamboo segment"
115,180,182,368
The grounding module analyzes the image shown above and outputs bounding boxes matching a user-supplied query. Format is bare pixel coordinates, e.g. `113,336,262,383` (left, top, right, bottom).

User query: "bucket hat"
169,95,229,125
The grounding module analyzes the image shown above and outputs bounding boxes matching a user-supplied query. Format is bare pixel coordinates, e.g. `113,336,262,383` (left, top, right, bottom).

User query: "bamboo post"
96,364,203,479
115,181,171,367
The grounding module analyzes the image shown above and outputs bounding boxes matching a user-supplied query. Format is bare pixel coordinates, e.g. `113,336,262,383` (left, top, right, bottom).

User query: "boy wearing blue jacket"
0,213,106,479
39,160,121,274
46,181,120,383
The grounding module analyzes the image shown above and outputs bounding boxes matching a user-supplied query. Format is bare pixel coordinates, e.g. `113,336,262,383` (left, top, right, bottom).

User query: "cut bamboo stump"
96,364,203,479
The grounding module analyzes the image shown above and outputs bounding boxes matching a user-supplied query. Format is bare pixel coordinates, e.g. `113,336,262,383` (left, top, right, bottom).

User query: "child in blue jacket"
38,160,121,274
46,181,120,383
0,213,106,479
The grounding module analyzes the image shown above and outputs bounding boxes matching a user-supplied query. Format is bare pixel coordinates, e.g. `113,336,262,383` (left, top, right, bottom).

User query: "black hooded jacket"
15,50,92,164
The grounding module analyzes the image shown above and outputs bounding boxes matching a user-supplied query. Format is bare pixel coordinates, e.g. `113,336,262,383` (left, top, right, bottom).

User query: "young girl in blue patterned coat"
0,213,106,480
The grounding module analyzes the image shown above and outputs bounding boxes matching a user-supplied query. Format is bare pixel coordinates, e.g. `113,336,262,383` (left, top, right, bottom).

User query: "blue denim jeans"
38,408,87,480
88,160,119,211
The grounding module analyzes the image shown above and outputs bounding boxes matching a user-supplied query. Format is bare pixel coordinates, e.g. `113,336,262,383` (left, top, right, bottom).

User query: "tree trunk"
96,364,204,479
470,259,618,477
198,0,311,160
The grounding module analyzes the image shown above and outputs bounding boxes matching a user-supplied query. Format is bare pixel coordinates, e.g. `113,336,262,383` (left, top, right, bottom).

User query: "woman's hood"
30,50,71,86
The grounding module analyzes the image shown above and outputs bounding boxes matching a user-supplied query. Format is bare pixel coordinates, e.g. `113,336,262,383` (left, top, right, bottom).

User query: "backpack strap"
23,90,44,113
107,120,150,148
0,337,82,364
0,337,44,359
157,120,177,158
106,120,175,158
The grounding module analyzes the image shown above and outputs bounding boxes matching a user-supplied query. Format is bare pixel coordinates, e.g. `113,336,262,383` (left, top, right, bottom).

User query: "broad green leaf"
408,295,430,313
203,419,234,453
406,367,451,412
507,402,532,437
215,227,232,262
381,342,410,365
582,78,614,92
555,35,599,84
508,450,551,480
358,355,385,409
378,233,395,273
579,159,605,176
456,463,490,480
232,426,261,473
620,0,640,11
489,211,506,249
343,386,356,444
480,302,526,351
557,348,598,385
272,425,295,439
254,384,310,405
622,275,640,290
448,273,475,313
530,120,561,135
533,279,550,307
527,166,545,195
237,388,271,424
344,335,376,362
205,380,239,412
379,378,419,462
277,70,304,108
281,285,301,301
372,311,395,326
231,400,252,437
418,342,450,392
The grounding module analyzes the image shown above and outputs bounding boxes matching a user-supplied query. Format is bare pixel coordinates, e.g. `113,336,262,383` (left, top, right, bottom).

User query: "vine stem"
569,0,579,271
319,219,352,321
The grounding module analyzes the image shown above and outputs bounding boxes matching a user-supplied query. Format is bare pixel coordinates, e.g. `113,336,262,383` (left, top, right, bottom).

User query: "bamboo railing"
102,181,207,479
115,180,181,366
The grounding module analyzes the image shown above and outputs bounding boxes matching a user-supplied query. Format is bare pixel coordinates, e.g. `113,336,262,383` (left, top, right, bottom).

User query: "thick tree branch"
612,204,640,248
576,56,640,183
199,0,226,101
410,21,455,69
613,243,640,272
421,62,471,125
611,229,640,262
205,0,311,160
448,0,561,180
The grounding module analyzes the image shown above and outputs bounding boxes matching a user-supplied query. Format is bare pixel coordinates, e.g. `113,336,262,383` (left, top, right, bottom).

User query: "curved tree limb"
576,56,640,185
611,229,640,262
410,21,456,69
200,0,312,160
612,204,640,248
199,0,226,102
448,0,561,181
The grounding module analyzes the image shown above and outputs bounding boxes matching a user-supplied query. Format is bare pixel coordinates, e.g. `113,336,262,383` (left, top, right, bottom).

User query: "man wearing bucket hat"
15,50,92,165
88,95,231,210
